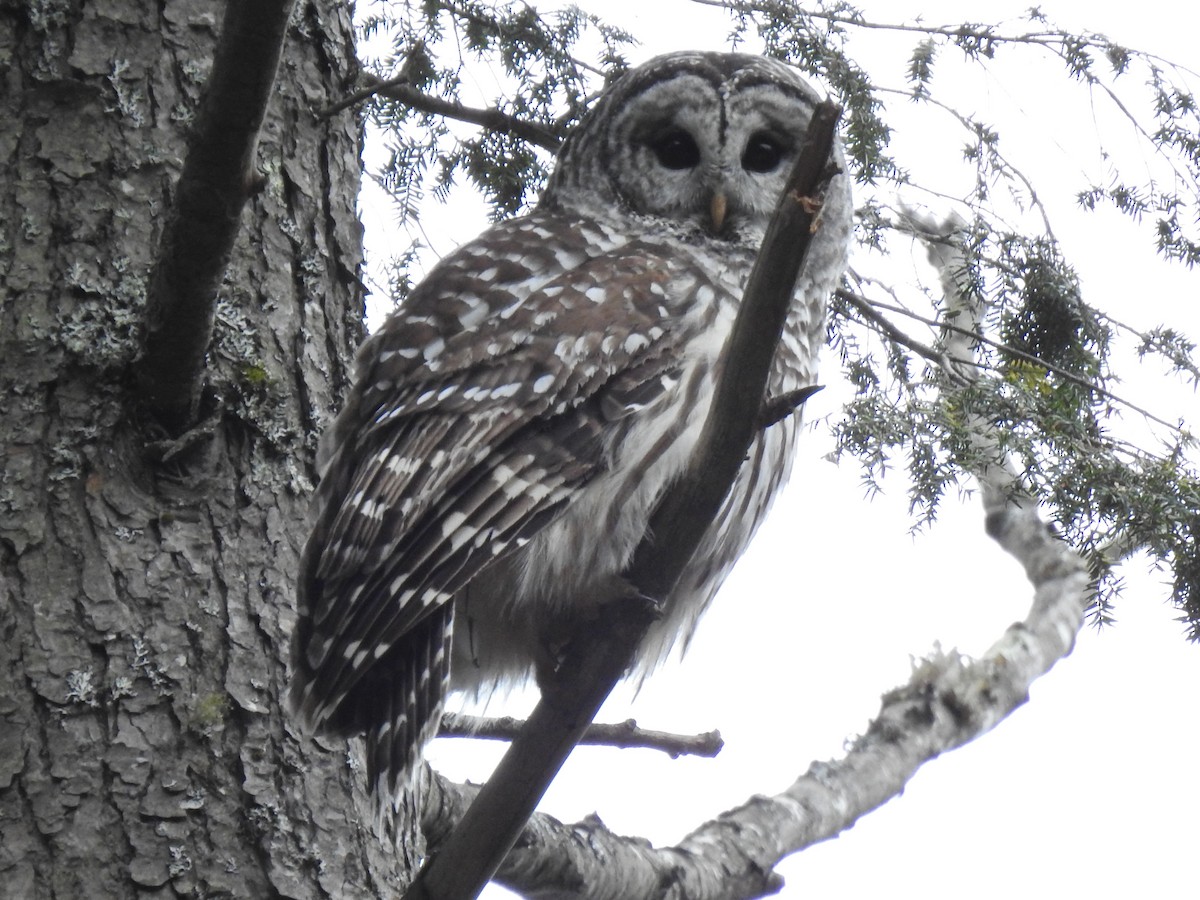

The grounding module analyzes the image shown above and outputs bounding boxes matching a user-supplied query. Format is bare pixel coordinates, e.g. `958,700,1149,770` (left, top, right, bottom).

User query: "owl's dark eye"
649,129,701,170
741,132,786,173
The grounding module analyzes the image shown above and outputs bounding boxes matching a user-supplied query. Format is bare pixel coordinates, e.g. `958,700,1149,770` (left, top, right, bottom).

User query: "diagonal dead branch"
405,101,846,900
136,0,297,435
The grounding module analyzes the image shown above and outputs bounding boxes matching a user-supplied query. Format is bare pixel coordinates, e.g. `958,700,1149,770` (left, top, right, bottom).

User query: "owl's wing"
290,220,701,756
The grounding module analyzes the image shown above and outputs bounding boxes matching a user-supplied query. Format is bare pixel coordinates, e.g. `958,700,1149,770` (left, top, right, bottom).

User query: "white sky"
360,2,1200,896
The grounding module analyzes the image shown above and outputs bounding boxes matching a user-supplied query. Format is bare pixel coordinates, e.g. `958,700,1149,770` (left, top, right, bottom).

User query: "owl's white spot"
416,388,436,405
624,333,650,354
309,634,332,662
385,455,421,477
532,373,555,394
695,284,716,306
353,647,371,668
377,346,420,363
584,286,607,304
600,335,617,354
441,511,468,536
423,336,446,360
341,640,361,659
531,310,556,327
500,477,529,498
373,642,391,660
436,384,458,401
478,267,499,282
429,450,447,469
354,497,385,522
554,249,586,269
525,482,554,502
489,383,520,399
486,341,503,356
648,326,664,341
448,526,475,553
457,297,489,329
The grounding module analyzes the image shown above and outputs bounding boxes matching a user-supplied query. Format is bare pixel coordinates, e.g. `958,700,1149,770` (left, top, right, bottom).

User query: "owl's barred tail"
289,603,455,801
363,605,454,799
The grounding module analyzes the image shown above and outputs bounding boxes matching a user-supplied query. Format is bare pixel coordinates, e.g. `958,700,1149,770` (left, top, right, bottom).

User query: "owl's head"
542,51,850,247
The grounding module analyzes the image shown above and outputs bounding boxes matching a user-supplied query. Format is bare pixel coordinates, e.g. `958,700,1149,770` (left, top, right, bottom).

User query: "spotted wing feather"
290,216,689,793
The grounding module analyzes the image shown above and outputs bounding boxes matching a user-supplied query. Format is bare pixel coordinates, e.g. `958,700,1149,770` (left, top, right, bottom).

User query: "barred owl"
291,51,853,799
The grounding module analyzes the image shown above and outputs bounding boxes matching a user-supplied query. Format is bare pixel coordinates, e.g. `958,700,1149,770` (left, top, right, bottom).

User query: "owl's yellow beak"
709,192,728,233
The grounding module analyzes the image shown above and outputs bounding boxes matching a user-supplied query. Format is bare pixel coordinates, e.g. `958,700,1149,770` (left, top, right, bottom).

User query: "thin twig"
873,86,1056,237
843,287,1187,435
439,713,724,759
334,73,563,151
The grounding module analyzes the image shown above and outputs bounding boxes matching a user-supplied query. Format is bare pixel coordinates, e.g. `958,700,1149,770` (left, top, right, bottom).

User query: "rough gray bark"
0,1,413,895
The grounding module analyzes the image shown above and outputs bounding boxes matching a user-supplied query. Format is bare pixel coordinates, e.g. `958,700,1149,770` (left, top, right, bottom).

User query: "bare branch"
342,73,564,152
136,0,297,434
759,385,824,429
439,713,724,759
836,286,952,370
404,103,846,900
426,504,1089,900
841,282,1188,436
873,86,1057,237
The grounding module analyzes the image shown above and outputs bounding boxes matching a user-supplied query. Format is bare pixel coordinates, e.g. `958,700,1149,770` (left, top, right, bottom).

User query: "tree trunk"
0,1,412,894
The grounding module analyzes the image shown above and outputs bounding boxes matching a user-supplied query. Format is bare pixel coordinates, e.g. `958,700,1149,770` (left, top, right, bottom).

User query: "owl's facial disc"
602,72,813,243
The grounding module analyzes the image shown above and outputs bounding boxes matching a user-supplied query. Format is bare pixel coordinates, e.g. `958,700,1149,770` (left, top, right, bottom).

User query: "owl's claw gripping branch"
406,97,845,900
